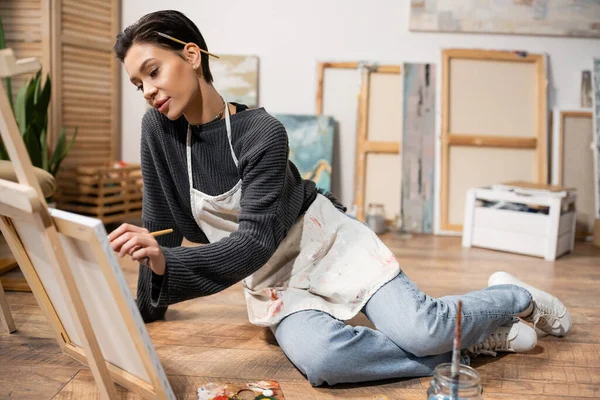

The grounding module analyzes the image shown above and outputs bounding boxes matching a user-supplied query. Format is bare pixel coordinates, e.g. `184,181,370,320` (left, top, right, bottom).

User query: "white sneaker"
467,320,537,357
488,271,572,337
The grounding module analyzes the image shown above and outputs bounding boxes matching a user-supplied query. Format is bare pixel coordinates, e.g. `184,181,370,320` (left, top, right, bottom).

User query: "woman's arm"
134,115,184,322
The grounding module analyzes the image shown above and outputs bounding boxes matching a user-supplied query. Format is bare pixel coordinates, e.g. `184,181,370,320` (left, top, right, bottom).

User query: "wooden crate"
55,162,143,224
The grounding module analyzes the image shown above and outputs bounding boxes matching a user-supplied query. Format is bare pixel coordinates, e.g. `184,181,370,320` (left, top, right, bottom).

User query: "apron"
187,101,401,327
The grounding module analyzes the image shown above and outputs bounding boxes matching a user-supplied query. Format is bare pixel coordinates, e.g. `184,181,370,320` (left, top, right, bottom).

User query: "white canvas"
6,205,175,398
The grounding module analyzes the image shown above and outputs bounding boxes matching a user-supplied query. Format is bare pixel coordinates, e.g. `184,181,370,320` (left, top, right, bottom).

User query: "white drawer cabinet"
462,185,577,261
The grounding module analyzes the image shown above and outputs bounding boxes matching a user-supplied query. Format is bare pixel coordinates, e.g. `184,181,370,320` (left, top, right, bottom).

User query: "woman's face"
124,42,200,120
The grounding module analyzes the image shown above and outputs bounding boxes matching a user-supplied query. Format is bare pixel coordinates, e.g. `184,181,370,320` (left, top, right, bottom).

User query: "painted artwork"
275,114,335,192
211,55,259,107
593,59,600,218
401,63,436,234
409,0,600,38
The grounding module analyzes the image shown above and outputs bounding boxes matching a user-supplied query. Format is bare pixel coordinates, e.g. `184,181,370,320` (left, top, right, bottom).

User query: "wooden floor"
1,234,599,399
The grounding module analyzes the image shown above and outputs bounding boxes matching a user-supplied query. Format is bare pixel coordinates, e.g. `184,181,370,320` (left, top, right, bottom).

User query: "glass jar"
427,363,483,400
366,203,387,234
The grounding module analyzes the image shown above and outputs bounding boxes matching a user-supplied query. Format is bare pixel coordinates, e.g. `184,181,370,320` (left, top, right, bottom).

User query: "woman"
108,10,571,387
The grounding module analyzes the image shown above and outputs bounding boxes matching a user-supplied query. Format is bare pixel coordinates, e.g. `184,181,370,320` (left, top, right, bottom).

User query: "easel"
0,47,119,398
0,49,175,399
0,280,15,333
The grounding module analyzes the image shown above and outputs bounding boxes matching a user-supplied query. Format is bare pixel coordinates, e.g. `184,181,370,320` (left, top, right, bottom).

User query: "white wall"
121,0,599,227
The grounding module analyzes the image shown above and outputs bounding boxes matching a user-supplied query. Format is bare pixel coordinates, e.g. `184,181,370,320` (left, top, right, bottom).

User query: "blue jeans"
271,271,532,386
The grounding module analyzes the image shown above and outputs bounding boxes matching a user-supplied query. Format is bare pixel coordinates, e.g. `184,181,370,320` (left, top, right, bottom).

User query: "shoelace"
525,301,564,331
467,330,510,357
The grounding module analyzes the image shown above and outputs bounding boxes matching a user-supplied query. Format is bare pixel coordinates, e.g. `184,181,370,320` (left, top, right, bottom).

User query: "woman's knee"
297,351,339,386
273,312,349,386
276,331,344,386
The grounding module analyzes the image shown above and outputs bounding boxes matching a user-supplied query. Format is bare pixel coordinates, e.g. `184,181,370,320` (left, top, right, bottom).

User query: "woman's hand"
108,223,166,275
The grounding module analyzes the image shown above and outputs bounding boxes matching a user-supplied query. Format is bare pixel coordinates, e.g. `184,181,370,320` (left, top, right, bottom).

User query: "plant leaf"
51,126,78,176
35,74,51,125
34,70,41,104
0,140,8,160
24,77,37,133
40,124,48,170
15,81,29,135
30,73,49,138
4,77,14,113
0,16,6,48
0,17,13,111
49,127,66,176
50,126,78,176
23,128,42,168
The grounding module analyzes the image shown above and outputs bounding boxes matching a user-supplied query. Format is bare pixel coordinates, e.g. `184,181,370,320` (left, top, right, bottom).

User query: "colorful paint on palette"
401,63,436,233
274,114,335,192
197,380,284,400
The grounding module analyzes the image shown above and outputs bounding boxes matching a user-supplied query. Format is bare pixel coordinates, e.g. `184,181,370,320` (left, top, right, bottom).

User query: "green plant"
0,16,77,177
0,15,12,160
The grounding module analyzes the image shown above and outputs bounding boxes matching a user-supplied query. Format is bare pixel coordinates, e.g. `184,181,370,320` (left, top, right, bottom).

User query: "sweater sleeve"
135,113,185,322
149,116,305,307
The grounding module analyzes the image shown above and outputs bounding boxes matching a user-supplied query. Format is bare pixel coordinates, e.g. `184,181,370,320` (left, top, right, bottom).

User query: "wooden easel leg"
0,280,16,333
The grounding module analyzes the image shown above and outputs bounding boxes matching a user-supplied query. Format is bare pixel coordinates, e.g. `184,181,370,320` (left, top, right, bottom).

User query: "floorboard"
1,234,598,399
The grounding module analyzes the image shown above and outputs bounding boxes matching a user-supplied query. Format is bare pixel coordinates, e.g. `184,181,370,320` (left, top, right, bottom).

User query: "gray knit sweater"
136,105,344,322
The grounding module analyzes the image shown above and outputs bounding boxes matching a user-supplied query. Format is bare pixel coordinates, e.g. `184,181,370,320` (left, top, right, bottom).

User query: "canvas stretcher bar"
316,62,401,114
354,64,402,222
317,62,403,221
440,49,548,233
553,110,595,238
316,62,402,218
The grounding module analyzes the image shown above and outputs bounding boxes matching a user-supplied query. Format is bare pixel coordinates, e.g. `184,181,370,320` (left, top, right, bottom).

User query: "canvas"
0,48,175,399
274,114,335,192
409,0,600,38
593,59,600,218
211,55,259,107
551,109,595,237
440,49,547,233
0,182,176,399
401,63,435,234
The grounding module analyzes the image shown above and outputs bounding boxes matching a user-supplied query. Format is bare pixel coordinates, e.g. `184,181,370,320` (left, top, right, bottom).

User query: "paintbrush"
450,300,463,400
150,228,173,237
135,229,174,267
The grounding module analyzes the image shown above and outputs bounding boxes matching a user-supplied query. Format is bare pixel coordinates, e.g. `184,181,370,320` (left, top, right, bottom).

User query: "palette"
197,380,285,400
